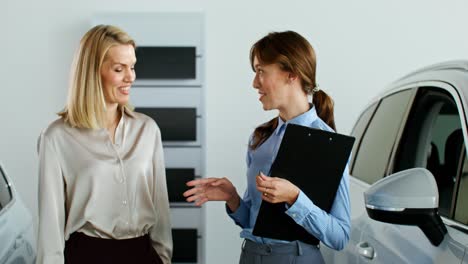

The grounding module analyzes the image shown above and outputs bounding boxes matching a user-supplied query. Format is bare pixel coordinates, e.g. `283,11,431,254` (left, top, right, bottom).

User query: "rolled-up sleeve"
36,133,66,264
149,126,173,263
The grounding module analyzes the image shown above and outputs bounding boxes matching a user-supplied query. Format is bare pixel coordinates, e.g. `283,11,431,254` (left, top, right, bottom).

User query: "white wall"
3,0,468,263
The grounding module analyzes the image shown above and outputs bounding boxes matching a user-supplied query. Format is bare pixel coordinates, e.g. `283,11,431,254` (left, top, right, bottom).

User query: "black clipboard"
252,124,355,244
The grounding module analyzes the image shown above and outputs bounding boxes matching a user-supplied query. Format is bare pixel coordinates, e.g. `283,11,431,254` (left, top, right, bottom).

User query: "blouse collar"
274,105,319,135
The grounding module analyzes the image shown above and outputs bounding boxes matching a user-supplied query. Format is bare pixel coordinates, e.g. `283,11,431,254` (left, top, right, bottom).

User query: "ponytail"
313,89,336,131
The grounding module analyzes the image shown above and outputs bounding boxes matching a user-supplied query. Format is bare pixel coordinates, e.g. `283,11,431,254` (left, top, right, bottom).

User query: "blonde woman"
37,25,172,264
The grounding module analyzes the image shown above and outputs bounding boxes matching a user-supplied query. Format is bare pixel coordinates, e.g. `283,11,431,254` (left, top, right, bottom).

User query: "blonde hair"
59,25,135,129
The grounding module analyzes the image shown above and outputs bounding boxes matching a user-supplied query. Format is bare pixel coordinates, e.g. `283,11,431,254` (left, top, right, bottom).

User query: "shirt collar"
274,105,319,135
122,105,136,118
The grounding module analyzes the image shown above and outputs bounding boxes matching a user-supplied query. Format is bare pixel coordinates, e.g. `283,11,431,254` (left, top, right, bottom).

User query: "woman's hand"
183,177,240,211
256,172,300,205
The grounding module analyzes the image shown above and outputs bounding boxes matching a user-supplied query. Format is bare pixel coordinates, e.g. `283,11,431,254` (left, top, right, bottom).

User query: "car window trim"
383,88,418,176
386,81,467,175
350,101,380,174
442,217,468,234
451,144,466,220
402,81,467,145
447,224,468,235
0,165,15,217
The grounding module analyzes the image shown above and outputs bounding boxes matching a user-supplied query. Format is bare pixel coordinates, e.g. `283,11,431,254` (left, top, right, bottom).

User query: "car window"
349,102,378,173
352,89,414,184
394,87,463,218
454,149,467,225
0,167,13,211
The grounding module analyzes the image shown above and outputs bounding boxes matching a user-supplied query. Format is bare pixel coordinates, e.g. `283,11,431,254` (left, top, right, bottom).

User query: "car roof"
395,60,468,83
375,60,468,120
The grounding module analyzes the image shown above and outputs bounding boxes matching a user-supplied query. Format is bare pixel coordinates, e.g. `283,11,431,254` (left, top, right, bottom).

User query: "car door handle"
14,235,24,249
356,241,375,260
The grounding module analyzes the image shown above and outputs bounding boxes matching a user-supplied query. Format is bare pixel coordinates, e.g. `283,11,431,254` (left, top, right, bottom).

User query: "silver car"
0,163,36,264
322,61,468,263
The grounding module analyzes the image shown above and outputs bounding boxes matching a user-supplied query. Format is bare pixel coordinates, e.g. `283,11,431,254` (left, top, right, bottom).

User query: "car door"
0,165,17,263
321,88,417,263
388,84,468,263
0,165,35,264
353,83,468,263
348,88,419,263
454,148,468,264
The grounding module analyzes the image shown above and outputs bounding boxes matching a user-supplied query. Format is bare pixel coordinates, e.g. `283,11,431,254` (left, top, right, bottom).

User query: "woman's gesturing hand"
183,177,240,211
256,172,300,205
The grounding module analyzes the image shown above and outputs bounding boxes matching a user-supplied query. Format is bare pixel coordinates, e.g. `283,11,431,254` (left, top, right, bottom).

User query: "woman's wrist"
226,193,241,212
287,187,300,206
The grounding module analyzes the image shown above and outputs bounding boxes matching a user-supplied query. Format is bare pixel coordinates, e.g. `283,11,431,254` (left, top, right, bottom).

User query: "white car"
0,163,36,264
322,61,468,263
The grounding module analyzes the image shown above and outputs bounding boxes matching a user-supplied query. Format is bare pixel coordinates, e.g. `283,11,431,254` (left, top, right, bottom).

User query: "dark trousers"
239,239,324,264
64,232,163,264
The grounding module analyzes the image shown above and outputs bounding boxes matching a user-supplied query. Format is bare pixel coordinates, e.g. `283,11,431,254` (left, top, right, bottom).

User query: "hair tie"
312,84,320,93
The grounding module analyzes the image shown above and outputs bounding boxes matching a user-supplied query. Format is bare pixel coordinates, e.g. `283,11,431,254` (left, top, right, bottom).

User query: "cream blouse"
36,108,172,264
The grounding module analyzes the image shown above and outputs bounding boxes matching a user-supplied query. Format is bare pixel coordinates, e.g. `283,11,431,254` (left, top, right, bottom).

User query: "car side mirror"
364,168,447,246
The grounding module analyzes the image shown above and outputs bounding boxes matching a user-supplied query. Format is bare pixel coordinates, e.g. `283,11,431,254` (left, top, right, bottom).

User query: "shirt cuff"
285,191,314,224
226,199,249,226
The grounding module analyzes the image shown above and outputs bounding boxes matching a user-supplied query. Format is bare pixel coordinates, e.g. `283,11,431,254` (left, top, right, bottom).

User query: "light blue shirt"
228,106,350,250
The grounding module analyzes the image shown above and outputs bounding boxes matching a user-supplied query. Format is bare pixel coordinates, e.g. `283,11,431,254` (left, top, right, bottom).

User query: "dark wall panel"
135,107,196,141
136,47,196,79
